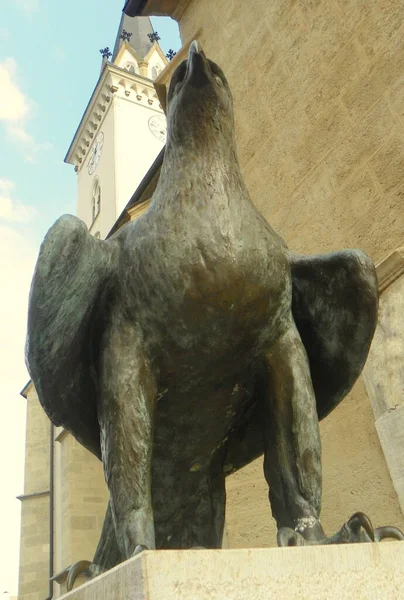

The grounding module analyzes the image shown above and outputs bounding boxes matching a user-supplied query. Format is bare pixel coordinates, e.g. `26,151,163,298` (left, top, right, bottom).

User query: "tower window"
151,65,161,79
125,62,137,74
92,179,101,222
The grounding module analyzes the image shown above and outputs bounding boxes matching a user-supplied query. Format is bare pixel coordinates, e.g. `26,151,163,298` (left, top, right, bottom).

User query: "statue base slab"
60,543,404,599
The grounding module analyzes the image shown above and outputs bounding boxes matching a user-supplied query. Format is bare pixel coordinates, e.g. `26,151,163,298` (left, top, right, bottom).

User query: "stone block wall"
54,431,108,596
18,497,50,600
180,0,404,262
17,385,50,600
363,249,404,517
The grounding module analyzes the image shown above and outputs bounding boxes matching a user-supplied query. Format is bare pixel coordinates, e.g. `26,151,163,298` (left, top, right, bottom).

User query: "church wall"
179,0,404,260
147,50,166,79
173,0,404,543
113,96,165,216
363,253,404,518
17,388,50,600
118,48,140,74
18,496,50,600
76,107,117,239
53,432,108,595
226,378,404,547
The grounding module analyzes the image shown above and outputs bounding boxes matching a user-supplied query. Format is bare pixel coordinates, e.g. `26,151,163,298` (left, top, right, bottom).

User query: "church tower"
65,16,168,239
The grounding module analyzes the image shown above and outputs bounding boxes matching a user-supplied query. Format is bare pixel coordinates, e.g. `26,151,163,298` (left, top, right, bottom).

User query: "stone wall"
179,0,404,262
17,385,50,600
54,431,108,596
172,0,404,542
363,249,404,517
226,377,404,547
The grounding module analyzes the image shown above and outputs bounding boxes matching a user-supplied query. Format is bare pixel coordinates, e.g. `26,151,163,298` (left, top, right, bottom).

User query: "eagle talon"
65,560,95,592
326,512,374,544
346,511,375,542
277,527,307,547
374,526,404,542
276,512,399,547
133,544,149,556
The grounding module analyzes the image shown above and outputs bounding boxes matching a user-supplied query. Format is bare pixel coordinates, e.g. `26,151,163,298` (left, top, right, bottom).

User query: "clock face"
148,115,167,143
88,132,104,175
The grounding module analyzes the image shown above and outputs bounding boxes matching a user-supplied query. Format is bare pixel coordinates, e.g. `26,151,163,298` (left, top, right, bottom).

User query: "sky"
0,2,180,596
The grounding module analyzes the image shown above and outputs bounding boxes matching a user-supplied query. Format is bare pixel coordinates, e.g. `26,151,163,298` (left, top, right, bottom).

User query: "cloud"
15,0,39,14
6,125,52,163
0,179,35,223
0,58,51,162
0,58,30,122
7,125,34,144
0,223,38,595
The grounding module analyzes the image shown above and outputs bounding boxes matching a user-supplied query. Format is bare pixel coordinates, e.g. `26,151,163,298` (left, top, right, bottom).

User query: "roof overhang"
20,380,34,399
124,0,148,16
65,64,160,170
123,0,192,19
107,147,164,238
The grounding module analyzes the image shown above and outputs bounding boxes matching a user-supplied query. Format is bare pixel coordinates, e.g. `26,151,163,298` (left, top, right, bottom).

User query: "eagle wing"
225,248,378,474
26,215,119,457
290,249,378,420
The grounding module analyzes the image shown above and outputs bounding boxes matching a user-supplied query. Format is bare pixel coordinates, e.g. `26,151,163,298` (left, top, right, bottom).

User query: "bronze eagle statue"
26,41,403,589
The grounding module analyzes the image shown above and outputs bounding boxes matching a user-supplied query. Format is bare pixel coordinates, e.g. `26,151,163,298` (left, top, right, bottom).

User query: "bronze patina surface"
26,42,403,588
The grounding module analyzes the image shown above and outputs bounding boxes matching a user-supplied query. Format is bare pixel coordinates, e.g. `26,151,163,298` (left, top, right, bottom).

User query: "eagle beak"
189,40,203,56
186,40,210,88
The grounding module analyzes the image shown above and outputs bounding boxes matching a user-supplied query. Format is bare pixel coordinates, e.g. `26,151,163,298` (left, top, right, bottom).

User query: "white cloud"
0,179,14,193
0,179,35,223
0,58,51,163
6,126,52,163
0,58,30,123
0,223,38,595
15,0,39,14
7,125,34,144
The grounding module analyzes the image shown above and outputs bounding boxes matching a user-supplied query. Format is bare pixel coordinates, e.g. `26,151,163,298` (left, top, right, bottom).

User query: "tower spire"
112,14,155,61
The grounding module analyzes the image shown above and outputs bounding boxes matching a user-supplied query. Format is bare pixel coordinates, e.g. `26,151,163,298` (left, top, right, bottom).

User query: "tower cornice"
65,64,163,172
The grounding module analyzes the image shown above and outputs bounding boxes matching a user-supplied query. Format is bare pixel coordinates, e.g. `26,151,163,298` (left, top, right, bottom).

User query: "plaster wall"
173,0,404,543
147,48,166,79
76,106,117,239
113,96,165,216
118,48,140,73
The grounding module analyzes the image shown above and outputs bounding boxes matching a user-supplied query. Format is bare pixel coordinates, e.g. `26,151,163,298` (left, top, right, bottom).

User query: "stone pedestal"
60,545,404,600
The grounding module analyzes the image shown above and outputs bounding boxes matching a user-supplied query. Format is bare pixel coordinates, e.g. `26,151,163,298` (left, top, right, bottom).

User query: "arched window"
125,62,137,74
92,179,101,222
151,65,161,79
